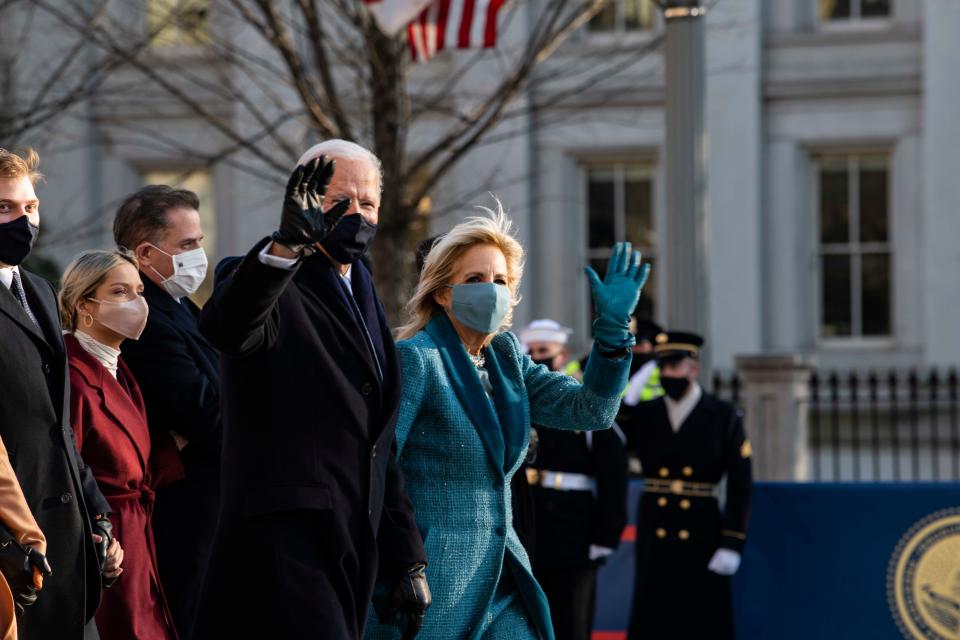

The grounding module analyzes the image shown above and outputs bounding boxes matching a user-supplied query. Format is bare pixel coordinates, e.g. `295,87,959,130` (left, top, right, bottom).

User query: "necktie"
337,277,383,383
9,270,40,329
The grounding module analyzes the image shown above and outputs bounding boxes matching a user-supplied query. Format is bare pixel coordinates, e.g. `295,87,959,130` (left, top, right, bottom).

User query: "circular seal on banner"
888,508,960,639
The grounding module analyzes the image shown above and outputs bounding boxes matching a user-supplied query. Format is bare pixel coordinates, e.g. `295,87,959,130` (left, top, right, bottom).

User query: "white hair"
297,139,382,190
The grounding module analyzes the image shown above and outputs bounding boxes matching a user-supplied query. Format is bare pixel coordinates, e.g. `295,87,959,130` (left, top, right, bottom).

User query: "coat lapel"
485,340,527,474
425,316,505,475
65,335,150,472
0,273,48,348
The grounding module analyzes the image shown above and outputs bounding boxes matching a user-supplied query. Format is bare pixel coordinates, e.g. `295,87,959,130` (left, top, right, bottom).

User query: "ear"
76,298,93,318
134,242,154,269
432,286,451,310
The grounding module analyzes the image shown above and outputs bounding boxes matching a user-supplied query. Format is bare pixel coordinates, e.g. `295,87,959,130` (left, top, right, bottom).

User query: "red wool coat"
65,335,183,640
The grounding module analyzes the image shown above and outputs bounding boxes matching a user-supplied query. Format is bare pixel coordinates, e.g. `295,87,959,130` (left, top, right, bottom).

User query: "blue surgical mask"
448,282,510,334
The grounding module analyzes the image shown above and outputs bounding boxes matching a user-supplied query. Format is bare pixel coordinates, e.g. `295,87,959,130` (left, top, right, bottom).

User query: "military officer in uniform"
619,331,751,640
519,319,629,640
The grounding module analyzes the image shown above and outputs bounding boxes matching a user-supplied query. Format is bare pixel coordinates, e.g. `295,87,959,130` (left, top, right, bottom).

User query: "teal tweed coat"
365,316,629,640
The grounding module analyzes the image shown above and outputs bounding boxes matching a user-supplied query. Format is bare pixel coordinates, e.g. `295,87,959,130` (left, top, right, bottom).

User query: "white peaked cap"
518,319,573,351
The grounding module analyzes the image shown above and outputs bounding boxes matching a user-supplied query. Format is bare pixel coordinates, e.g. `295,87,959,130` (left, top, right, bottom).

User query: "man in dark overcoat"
619,331,752,640
113,185,221,639
0,147,115,639
196,140,429,639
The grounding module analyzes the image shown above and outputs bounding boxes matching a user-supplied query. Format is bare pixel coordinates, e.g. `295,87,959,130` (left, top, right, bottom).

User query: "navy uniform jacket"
120,275,221,639
618,392,752,640
0,269,110,640
195,239,424,639
529,426,628,570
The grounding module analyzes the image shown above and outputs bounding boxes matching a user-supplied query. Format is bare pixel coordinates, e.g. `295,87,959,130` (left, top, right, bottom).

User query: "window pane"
624,166,654,248
859,156,888,243
861,253,891,336
588,168,616,250
820,160,849,244
861,0,891,18
634,256,655,320
819,0,851,19
624,0,654,30
589,0,616,31
822,254,852,337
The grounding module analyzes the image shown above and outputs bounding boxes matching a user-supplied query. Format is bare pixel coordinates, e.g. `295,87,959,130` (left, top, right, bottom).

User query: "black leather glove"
378,562,432,640
271,155,351,254
92,515,117,588
0,539,52,614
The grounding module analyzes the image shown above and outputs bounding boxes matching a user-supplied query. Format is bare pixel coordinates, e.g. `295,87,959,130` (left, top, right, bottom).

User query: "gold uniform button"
659,467,670,478
678,529,690,540
680,499,691,510
682,466,693,477
657,497,668,508
655,528,667,539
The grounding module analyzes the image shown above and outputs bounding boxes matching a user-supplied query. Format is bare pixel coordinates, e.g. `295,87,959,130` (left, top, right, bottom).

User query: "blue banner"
594,481,960,639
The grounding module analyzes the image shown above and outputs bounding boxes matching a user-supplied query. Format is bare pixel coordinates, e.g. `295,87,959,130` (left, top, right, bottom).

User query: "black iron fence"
711,369,960,482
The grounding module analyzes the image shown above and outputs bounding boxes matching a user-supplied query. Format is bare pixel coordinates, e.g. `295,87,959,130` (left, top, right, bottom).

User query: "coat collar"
425,315,526,475
0,268,53,350
65,334,150,471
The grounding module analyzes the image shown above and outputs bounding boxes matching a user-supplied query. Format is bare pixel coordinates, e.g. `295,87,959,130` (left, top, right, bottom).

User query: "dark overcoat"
0,268,110,640
66,335,181,640
195,240,425,639
120,275,221,639
619,392,752,640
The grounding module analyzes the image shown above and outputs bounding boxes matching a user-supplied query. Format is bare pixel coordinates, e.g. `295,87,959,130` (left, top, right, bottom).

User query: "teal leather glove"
584,242,651,352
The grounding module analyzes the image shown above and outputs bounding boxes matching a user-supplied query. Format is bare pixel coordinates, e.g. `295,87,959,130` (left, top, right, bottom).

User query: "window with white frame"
817,153,891,340
818,0,891,22
585,162,656,320
589,0,656,33
143,168,216,304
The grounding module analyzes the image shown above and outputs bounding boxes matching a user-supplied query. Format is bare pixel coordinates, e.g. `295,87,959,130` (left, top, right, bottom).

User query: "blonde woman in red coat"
59,249,183,640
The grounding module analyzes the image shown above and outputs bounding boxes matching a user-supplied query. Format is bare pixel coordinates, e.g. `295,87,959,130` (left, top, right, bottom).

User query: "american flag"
365,0,506,63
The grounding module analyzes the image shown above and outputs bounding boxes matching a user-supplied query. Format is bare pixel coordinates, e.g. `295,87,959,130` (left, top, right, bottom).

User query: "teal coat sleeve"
394,340,427,456
506,332,630,431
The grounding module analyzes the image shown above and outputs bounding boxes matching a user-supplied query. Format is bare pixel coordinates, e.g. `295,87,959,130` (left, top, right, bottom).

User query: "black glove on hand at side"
271,155,351,254
92,515,117,588
379,562,432,640
0,539,52,614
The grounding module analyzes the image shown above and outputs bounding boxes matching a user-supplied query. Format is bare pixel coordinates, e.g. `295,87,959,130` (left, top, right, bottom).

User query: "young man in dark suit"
619,331,752,640
112,185,219,639
0,147,118,639
196,140,429,639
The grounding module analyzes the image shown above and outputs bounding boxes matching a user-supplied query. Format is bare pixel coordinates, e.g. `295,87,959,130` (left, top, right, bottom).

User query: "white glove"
588,545,615,561
707,548,741,576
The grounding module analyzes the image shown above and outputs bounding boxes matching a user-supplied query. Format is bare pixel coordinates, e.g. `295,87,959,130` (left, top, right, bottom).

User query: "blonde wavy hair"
397,201,524,340
59,249,138,332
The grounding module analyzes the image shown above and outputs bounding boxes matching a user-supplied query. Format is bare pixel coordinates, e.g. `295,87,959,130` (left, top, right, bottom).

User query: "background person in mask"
60,249,182,640
0,148,114,640
112,185,218,639
196,140,428,640
517,319,628,640
365,210,648,640
617,331,752,640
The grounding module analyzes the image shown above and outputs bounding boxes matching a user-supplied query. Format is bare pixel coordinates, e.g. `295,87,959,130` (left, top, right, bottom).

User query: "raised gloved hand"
584,242,651,352
378,562,432,640
272,155,351,253
93,515,120,588
0,540,52,614
707,548,742,576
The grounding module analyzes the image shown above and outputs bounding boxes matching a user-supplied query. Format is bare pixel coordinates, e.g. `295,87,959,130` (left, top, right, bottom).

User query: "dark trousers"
536,566,598,640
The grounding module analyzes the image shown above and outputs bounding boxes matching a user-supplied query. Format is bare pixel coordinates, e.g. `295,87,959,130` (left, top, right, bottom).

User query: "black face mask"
532,356,559,372
0,216,39,267
660,375,691,401
320,213,377,264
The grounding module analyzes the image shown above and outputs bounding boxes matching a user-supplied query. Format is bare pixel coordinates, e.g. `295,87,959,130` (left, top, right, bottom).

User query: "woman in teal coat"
367,206,649,640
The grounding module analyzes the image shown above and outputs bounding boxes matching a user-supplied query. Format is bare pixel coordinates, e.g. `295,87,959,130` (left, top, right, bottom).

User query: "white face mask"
149,245,208,299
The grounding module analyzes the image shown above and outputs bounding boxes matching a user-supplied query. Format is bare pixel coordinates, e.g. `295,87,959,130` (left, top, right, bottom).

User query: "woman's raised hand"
583,242,651,352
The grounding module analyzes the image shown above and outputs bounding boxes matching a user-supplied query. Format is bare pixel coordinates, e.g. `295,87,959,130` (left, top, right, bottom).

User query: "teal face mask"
448,282,511,333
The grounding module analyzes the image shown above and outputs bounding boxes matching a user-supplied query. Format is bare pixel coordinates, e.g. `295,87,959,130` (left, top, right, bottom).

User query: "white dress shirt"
664,382,703,433
0,265,18,290
257,242,353,291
